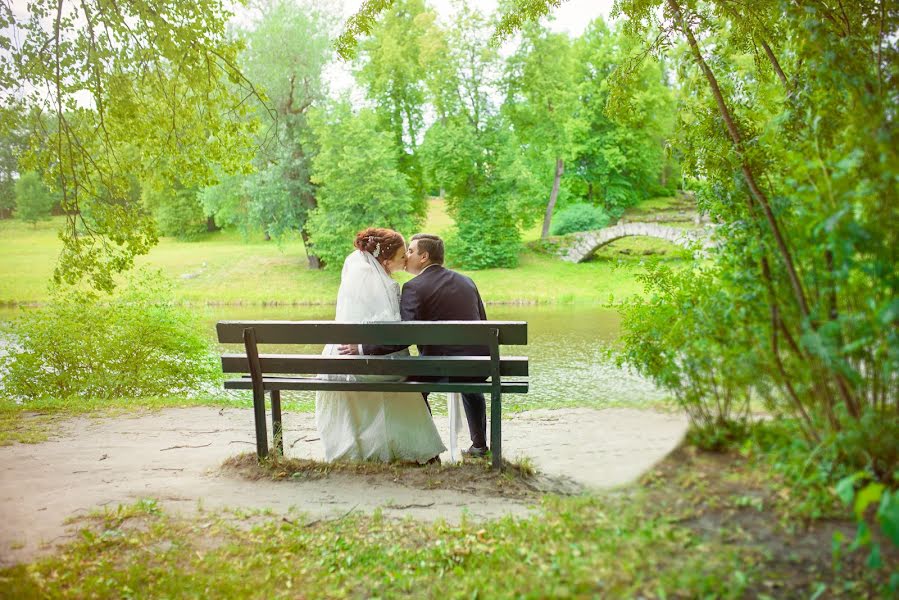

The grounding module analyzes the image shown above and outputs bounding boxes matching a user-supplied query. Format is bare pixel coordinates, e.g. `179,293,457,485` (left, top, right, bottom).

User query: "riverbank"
0,198,693,306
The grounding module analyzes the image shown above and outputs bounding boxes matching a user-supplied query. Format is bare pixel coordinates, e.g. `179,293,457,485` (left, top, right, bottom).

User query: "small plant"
833,471,899,593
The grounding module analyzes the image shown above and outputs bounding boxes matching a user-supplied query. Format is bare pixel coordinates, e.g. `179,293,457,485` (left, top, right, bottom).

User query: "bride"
315,227,446,463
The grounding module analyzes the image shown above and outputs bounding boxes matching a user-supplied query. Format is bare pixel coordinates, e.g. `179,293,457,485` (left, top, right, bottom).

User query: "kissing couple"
314,227,490,464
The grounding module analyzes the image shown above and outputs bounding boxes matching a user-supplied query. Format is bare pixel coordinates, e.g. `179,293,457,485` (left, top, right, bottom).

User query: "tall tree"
235,0,334,268
572,18,675,215
504,23,581,238
1,0,261,290
0,116,27,219
142,180,208,240
417,2,538,268
356,0,433,211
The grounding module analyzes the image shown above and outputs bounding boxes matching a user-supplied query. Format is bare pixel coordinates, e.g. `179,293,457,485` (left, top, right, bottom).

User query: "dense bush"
14,171,54,226
550,203,610,236
617,262,755,449
0,270,220,400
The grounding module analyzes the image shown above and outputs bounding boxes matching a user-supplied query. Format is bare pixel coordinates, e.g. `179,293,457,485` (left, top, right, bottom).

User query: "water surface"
0,304,667,410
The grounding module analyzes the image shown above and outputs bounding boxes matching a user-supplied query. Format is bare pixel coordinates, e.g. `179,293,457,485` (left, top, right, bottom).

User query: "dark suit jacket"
363,264,489,357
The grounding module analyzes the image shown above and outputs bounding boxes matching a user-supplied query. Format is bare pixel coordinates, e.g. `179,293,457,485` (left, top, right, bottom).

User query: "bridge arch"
559,222,713,263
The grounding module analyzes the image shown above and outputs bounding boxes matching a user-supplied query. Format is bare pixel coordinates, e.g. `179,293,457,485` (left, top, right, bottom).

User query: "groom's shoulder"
443,267,480,290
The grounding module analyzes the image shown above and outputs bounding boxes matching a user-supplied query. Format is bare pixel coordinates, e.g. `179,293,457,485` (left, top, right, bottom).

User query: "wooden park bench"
216,321,528,470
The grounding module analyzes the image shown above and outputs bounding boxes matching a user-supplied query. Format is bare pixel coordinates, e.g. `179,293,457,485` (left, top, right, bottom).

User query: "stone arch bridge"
559,222,715,263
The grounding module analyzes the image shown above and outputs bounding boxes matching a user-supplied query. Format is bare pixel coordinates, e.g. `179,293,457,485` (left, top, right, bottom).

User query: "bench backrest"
217,321,528,379
216,321,527,346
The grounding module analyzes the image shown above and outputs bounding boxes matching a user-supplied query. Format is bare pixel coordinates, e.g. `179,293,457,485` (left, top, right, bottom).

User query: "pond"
0,304,667,410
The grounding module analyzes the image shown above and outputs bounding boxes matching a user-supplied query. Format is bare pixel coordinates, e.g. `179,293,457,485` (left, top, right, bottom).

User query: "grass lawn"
0,197,691,306
1,441,891,598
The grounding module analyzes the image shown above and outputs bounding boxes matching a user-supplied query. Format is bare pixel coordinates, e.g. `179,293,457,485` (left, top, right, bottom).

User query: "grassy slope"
0,197,691,305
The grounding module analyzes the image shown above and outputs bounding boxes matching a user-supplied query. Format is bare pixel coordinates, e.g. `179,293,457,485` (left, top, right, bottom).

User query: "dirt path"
0,406,687,567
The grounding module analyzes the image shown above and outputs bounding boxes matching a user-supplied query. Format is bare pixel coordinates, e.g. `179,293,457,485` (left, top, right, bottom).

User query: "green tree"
356,0,433,209
200,173,250,233
503,23,582,237
572,18,676,215
14,171,54,227
306,101,421,268
0,121,26,219
416,2,538,268
233,0,334,267
612,0,897,470
142,181,208,240
1,0,260,290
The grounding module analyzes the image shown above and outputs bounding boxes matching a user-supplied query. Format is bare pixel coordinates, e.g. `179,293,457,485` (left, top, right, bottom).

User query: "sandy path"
0,407,686,567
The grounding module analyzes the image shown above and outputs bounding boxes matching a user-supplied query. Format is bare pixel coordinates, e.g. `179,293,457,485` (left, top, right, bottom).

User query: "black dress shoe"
462,445,489,459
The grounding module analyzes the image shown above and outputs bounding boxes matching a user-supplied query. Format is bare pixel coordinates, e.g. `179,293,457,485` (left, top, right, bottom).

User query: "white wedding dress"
315,250,447,463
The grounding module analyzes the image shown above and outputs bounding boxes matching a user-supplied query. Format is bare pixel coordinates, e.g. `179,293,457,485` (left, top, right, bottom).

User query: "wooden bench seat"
216,321,529,469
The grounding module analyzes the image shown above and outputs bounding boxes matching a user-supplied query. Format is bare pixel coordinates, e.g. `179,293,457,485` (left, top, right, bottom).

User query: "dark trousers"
422,380,488,449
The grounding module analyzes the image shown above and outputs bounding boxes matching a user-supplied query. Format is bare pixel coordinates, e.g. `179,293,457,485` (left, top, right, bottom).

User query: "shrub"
617,262,756,449
550,203,610,236
0,270,220,400
14,171,54,226
443,198,521,270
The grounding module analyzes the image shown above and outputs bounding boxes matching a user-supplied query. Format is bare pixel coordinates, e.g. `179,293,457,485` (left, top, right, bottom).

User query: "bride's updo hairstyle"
354,227,405,263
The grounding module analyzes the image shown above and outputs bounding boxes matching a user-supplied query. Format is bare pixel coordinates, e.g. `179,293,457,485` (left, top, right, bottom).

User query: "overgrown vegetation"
608,0,897,479
0,270,220,401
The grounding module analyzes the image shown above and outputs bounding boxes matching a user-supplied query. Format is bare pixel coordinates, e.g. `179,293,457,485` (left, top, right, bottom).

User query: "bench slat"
223,377,529,394
216,321,527,345
220,354,528,377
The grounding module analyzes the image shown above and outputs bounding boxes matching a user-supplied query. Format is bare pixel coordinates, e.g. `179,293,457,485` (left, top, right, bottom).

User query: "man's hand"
338,344,359,356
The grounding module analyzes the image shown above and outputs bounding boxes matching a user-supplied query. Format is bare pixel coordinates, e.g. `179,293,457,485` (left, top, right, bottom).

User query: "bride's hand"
338,344,359,355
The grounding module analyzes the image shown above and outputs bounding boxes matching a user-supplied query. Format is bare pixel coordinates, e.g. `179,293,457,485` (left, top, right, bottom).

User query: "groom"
339,233,490,458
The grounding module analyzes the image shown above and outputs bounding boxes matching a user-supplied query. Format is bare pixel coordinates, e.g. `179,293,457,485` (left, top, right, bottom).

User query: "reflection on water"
0,304,667,409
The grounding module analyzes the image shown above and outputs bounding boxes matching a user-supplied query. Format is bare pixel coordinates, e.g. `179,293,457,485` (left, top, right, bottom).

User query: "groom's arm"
359,284,420,355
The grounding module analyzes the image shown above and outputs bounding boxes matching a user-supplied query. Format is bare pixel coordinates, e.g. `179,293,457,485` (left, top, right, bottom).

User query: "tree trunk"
760,40,788,87
300,228,322,270
541,157,564,239
205,215,219,232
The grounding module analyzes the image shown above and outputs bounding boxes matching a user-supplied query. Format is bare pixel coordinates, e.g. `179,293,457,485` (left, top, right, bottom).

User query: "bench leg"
490,391,502,471
252,387,269,460
271,390,283,457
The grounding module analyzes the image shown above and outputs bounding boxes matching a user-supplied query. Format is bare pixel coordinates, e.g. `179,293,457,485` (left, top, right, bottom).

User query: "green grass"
1,442,890,598
0,200,691,306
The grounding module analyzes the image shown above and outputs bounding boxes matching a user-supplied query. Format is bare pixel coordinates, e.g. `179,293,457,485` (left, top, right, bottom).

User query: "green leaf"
865,543,882,569
835,473,864,506
854,483,885,521
876,490,899,548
